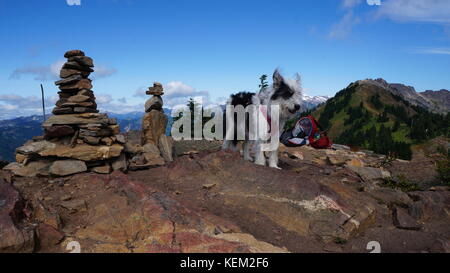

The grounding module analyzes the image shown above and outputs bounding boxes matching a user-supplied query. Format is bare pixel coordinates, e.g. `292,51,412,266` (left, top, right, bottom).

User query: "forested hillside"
314,81,449,160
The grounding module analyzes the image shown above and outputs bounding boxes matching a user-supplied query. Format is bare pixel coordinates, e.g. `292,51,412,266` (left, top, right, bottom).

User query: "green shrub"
382,175,421,192
436,146,450,185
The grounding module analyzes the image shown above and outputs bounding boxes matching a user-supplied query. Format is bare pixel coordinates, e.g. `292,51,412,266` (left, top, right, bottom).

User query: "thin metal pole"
40,84,46,121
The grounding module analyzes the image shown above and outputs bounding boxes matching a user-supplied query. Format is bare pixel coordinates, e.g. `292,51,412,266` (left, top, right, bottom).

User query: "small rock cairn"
128,83,174,170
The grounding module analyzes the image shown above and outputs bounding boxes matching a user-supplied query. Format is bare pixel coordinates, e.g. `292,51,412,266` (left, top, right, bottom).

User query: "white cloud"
164,81,211,108
412,47,450,55
376,0,450,23
92,65,117,79
0,94,57,119
133,81,212,108
342,0,363,9
328,11,360,39
133,86,147,98
96,94,113,104
66,0,81,6
9,60,63,81
10,60,116,81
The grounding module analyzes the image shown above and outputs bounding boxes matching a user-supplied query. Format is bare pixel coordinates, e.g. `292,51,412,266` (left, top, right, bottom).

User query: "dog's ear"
271,70,294,100
295,73,301,86
273,69,284,89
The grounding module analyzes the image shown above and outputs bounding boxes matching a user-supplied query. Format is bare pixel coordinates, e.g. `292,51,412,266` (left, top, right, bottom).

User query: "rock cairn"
6,50,127,177
52,50,98,115
128,83,174,170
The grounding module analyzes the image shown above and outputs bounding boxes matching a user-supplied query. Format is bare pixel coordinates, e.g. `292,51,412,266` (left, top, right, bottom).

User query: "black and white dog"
223,69,303,168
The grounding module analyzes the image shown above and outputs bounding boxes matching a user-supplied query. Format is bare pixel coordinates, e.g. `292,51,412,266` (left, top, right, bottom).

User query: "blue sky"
0,0,450,119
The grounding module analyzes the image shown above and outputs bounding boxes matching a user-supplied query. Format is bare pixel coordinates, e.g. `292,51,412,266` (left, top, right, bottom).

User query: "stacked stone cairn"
5,50,127,177
128,82,174,170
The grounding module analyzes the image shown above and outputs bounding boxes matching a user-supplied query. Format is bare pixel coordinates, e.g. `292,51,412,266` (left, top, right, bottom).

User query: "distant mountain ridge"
356,79,449,114
314,79,449,159
303,95,330,110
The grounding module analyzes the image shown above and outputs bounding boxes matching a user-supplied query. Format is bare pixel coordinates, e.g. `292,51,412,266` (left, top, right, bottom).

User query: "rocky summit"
1,141,449,253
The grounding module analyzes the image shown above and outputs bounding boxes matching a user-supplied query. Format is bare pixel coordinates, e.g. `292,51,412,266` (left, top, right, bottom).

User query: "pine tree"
259,74,269,92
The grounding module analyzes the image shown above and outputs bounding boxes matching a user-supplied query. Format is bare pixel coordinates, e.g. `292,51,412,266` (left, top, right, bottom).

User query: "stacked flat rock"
128,83,174,170
53,50,98,115
5,50,127,177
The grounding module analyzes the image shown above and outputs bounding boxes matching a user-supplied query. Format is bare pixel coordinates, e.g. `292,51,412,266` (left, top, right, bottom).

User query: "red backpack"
299,115,333,149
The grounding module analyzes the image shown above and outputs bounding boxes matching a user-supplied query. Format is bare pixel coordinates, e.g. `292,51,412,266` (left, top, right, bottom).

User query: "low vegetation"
382,174,421,192
436,146,450,185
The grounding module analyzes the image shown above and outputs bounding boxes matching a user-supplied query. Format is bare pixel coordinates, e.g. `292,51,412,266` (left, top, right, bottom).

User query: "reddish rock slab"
0,180,35,253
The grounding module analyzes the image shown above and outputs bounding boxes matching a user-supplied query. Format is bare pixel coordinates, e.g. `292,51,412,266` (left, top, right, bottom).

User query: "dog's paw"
244,156,254,162
255,160,266,166
270,165,282,170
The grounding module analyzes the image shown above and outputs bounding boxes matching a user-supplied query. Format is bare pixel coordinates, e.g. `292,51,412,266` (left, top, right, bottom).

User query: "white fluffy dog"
223,69,303,168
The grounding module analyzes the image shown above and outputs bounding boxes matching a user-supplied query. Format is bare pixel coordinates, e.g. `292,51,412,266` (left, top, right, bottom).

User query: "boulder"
61,101,96,108
55,98,68,107
40,144,124,161
68,95,91,103
36,223,65,250
74,107,98,113
43,113,110,127
3,161,51,177
49,160,87,176
15,153,28,164
83,136,100,145
100,137,113,146
346,158,365,167
60,199,87,212
115,134,126,144
327,154,347,166
92,164,112,174
0,181,35,252
44,125,75,139
34,202,62,230
60,68,90,79
54,74,83,86
332,144,351,151
77,89,95,97
64,49,85,58
146,82,164,96
144,96,163,112
346,166,391,182
143,152,165,166
141,110,167,145
158,135,174,162
62,61,94,72
16,140,57,155
109,125,120,135
112,153,127,172
393,206,422,231
68,56,94,67
79,128,113,138
59,79,93,91
124,142,143,154
52,107,74,115
143,143,160,154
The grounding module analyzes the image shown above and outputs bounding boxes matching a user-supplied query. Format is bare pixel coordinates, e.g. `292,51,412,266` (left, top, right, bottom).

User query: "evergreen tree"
259,74,269,92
